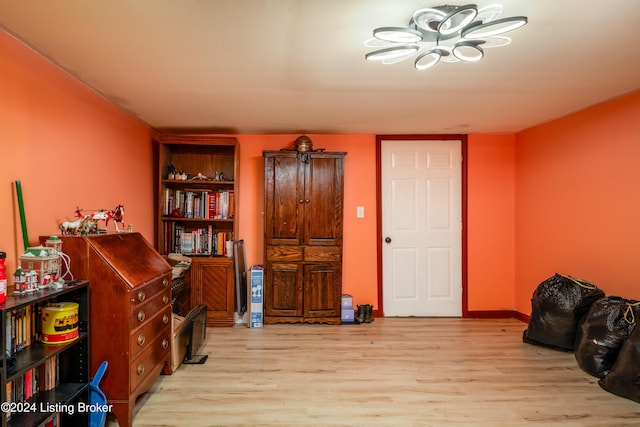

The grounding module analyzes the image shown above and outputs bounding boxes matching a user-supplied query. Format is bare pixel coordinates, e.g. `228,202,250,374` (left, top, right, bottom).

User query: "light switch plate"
356,206,365,218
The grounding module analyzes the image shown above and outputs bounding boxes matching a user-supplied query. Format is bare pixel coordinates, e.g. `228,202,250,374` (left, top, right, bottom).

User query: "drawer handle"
163,295,169,304
138,291,146,302
137,334,145,346
163,314,169,324
162,339,169,350
163,278,169,287
137,364,145,376
137,310,146,322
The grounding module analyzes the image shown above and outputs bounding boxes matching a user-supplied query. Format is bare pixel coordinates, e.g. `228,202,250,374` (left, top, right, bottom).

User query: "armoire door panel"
265,263,303,317
264,154,305,245
303,264,340,318
305,155,344,246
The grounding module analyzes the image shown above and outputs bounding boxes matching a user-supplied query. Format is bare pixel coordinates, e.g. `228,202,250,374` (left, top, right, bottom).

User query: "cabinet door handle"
299,199,304,203
162,339,169,350
138,291,146,302
163,314,169,324
137,310,146,322
163,295,169,304
137,364,145,376
163,278,169,287
305,199,310,203
137,334,146,346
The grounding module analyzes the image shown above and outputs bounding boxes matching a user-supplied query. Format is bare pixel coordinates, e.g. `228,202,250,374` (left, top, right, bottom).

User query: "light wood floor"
120,318,639,426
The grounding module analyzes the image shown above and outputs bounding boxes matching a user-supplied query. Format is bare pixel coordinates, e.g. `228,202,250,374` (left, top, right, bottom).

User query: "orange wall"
514,90,640,314
6,25,639,316
236,135,378,308
0,30,154,274
467,134,516,311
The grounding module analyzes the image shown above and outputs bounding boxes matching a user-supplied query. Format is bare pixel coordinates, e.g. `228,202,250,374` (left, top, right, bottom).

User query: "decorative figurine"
294,135,313,152
25,271,38,292
293,135,318,163
106,204,126,232
13,267,26,293
67,204,125,233
193,172,208,180
59,217,88,235
166,164,176,180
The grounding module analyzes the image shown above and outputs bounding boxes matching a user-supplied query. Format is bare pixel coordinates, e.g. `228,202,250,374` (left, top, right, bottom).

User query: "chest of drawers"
60,232,172,427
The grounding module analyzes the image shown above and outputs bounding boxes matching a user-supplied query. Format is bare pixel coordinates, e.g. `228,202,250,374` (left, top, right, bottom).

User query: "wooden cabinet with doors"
190,256,235,326
263,149,346,324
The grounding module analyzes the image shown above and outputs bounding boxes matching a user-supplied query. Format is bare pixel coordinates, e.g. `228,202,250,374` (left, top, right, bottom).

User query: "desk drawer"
130,333,170,393
131,287,171,327
130,274,171,307
266,246,303,261
130,306,172,359
304,246,341,262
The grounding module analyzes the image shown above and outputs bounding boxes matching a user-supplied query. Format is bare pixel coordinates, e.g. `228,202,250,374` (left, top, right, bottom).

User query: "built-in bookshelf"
155,134,238,257
0,281,89,427
154,133,238,326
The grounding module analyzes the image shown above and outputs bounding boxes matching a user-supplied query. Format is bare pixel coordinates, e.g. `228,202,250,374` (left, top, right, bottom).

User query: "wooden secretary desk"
60,232,172,427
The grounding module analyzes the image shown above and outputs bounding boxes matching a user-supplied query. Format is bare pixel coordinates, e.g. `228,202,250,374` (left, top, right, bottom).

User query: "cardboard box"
248,265,264,328
171,313,189,373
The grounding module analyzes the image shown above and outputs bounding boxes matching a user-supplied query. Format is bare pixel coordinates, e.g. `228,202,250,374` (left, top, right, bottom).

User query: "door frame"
376,134,468,318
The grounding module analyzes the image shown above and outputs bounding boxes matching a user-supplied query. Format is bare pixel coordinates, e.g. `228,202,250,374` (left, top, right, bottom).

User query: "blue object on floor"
89,361,108,427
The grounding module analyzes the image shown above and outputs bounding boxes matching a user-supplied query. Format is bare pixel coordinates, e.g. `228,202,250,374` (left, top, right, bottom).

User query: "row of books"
5,305,39,358
163,224,233,256
163,189,235,219
5,356,59,421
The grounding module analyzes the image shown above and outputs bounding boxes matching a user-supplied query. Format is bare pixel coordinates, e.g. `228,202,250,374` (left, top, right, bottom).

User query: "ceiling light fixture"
364,3,527,70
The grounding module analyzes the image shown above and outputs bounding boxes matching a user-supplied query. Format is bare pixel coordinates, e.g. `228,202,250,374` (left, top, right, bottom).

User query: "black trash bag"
523,273,605,351
574,296,640,377
598,316,640,403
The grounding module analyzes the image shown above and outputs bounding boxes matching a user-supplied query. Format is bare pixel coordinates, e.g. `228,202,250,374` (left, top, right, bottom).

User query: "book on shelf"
5,358,58,413
6,304,39,356
180,232,193,255
163,189,234,219
177,227,232,256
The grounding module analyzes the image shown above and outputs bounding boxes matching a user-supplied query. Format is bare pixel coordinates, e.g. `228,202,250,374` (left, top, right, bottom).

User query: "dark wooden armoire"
263,149,346,324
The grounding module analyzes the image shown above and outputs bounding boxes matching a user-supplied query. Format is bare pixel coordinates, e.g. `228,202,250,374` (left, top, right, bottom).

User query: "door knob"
385,237,392,243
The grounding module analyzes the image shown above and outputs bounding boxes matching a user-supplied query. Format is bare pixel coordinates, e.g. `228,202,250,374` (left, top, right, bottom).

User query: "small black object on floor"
184,354,208,364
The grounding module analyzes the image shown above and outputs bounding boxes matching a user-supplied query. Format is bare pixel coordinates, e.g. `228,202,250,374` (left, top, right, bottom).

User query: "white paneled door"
381,139,462,317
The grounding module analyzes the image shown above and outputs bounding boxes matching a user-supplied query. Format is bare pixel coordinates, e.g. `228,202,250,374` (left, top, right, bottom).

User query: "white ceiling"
1,1,639,135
